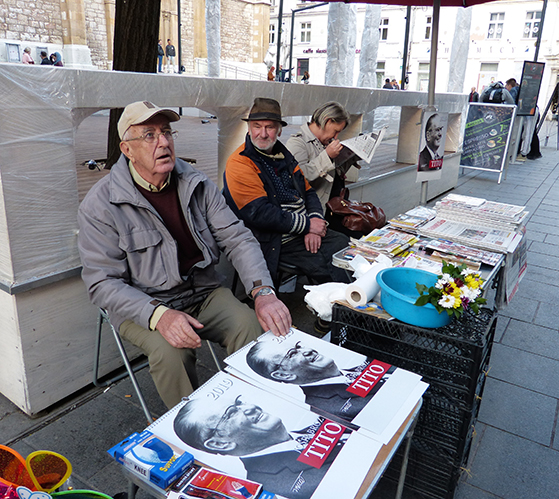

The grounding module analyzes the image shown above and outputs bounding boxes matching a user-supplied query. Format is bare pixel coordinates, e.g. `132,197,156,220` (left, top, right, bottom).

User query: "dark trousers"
279,229,350,284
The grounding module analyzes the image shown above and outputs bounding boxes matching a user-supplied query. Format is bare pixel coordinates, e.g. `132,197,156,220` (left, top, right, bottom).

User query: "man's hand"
156,309,203,349
309,217,327,237
325,139,343,159
304,232,322,253
254,293,291,337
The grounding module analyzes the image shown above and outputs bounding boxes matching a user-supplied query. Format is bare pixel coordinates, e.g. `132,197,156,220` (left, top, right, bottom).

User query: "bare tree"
107,0,161,167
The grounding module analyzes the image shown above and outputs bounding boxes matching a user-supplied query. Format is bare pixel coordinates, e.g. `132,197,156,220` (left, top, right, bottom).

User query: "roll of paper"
346,260,391,307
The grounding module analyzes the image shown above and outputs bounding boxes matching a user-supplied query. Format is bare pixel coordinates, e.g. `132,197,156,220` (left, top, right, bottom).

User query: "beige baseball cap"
118,101,180,139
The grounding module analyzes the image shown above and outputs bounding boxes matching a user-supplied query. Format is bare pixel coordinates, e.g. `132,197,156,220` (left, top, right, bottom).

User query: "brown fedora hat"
242,98,288,127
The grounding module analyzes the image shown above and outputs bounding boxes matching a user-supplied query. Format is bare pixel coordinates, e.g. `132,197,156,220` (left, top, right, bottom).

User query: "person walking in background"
391,79,399,90
505,78,519,104
469,87,479,102
267,66,275,81
39,51,52,65
50,52,63,66
22,47,34,64
165,39,176,73
157,39,164,73
302,71,310,84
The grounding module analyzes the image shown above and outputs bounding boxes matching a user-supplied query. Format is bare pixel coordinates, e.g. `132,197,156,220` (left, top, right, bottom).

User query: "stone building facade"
0,0,270,73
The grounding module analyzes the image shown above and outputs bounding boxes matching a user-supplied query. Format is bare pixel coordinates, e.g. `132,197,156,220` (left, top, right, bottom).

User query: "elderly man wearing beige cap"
77,101,291,409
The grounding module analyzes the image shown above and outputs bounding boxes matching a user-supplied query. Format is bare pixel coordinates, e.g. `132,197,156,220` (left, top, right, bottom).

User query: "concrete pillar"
59,0,93,67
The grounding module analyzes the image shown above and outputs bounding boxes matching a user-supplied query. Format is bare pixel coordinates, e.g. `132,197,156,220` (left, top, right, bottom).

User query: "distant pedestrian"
302,71,310,84
165,39,176,73
40,51,52,65
157,39,164,73
505,78,519,104
50,52,63,67
267,66,275,81
469,87,479,102
383,78,393,89
22,47,34,65
391,79,399,90
480,81,514,104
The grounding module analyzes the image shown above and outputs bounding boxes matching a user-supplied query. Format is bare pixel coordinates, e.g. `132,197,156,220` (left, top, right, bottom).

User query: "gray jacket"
286,123,336,210
78,154,273,331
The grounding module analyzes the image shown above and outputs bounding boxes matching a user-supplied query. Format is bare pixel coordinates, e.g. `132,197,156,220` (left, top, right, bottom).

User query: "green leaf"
415,295,431,307
416,283,428,294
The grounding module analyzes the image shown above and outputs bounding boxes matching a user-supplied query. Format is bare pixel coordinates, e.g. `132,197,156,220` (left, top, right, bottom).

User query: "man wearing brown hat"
223,98,350,287
77,100,291,409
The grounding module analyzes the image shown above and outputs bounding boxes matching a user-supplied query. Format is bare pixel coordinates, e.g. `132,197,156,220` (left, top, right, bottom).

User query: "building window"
380,18,389,41
269,24,275,45
300,22,311,43
425,16,432,40
6,43,20,63
523,11,541,38
417,62,430,92
487,12,504,39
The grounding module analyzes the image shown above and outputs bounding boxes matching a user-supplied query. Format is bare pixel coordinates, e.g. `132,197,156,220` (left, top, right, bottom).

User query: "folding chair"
93,308,222,425
93,308,153,425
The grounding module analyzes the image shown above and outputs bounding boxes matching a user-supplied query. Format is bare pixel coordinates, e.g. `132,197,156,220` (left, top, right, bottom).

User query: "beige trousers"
120,287,261,409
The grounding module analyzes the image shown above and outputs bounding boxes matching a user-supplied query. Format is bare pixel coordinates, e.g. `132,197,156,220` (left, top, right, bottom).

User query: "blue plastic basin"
376,267,452,328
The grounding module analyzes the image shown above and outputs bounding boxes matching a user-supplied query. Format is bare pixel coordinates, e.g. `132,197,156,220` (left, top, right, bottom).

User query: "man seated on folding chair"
77,101,291,409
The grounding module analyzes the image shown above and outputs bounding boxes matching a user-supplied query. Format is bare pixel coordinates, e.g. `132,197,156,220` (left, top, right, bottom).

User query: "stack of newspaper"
145,328,428,499
435,194,528,228
419,194,527,253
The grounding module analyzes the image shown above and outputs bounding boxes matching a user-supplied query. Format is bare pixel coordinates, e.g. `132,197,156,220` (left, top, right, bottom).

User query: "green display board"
460,103,517,183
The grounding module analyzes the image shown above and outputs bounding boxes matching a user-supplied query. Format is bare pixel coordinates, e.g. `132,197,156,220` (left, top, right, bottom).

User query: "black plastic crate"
384,434,474,499
331,305,496,399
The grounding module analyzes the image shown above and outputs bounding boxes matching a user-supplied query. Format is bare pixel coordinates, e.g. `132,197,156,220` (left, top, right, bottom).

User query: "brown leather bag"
326,189,386,234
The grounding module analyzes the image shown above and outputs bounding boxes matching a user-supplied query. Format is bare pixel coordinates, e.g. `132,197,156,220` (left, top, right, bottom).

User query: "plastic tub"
376,267,452,328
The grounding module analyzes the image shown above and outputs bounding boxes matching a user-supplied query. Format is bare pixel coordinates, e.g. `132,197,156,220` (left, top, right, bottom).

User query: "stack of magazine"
144,328,428,499
388,206,436,233
419,194,526,253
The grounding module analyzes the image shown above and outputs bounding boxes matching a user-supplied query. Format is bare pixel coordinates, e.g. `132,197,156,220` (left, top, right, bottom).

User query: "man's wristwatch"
252,286,276,299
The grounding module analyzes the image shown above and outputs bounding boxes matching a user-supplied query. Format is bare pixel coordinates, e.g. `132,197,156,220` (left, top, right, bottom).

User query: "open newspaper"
224,328,428,445
147,371,384,499
335,126,388,167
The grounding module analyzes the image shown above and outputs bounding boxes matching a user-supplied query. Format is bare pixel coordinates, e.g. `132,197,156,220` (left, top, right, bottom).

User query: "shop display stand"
331,305,496,499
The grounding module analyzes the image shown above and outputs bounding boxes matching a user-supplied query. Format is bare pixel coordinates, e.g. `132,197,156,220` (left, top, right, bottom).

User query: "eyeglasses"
0,445,72,493
208,395,244,440
276,341,302,371
124,130,178,144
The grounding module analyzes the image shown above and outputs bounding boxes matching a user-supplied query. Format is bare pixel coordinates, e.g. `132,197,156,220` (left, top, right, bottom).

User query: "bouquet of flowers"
414,261,486,318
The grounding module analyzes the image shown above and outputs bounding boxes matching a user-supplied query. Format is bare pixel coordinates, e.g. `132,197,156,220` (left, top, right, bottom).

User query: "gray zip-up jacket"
77,154,272,331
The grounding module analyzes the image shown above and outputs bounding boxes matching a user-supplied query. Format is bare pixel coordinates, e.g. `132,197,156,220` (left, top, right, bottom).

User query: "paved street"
1,116,559,499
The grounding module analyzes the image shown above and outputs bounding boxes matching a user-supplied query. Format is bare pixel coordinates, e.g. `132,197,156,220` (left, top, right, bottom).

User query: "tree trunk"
106,0,162,168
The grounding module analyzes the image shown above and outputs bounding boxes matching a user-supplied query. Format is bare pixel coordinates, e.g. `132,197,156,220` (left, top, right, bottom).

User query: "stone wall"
222,0,255,63
0,0,63,44
0,0,269,70
83,0,111,70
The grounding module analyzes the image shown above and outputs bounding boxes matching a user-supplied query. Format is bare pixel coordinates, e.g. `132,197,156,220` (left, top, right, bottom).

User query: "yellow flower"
453,297,462,308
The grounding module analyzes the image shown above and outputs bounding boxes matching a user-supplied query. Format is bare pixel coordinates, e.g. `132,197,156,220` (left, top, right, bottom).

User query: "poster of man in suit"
147,372,382,499
224,329,427,444
417,111,448,182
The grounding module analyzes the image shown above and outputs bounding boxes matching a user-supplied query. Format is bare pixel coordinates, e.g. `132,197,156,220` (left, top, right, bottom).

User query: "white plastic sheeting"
358,5,382,89
0,64,468,290
447,7,473,94
206,0,221,78
325,3,357,87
